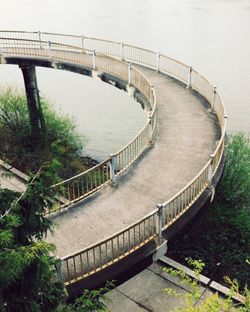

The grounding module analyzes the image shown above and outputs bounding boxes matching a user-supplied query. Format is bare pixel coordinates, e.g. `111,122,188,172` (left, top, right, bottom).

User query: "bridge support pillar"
19,64,46,143
153,240,168,262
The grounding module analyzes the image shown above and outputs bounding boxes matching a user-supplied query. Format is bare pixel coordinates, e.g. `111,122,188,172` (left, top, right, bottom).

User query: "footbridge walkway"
0,31,226,295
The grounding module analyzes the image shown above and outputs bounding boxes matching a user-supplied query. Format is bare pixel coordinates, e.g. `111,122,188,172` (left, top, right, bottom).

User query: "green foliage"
61,282,114,312
164,259,250,312
0,87,87,178
217,132,250,208
0,163,65,311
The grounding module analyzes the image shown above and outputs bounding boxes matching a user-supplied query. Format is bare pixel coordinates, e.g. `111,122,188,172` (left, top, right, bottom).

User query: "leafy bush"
0,163,65,311
0,87,87,178
164,259,250,312
217,132,250,209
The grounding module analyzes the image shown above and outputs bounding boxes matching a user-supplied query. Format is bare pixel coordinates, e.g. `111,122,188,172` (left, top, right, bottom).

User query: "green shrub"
0,87,87,178
217,132,250,209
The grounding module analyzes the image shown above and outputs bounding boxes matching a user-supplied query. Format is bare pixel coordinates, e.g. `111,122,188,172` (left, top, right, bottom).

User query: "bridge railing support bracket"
153,239,168,262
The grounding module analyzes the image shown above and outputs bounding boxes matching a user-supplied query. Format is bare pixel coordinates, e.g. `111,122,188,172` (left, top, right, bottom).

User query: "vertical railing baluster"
86,251,90,273
80,253,83,274
93,248,96,271
66,260,70,279
105,242,108,263
73,257,77,278
111,239,114,261
117,236,120,259
48,41,52,59
120,42,124,60
99,245,102,268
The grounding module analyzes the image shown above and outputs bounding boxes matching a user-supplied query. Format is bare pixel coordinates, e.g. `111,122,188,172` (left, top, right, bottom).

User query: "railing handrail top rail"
0,29,83,39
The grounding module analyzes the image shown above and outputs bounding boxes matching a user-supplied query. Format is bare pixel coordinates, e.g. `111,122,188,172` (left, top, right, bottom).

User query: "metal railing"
60,211,157,284
0,31,226,285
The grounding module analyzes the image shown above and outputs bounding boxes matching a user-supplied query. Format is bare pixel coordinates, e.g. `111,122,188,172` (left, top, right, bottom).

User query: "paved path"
47,67,220,257
106,262,188,312
0,165,26,192
106,256,245,311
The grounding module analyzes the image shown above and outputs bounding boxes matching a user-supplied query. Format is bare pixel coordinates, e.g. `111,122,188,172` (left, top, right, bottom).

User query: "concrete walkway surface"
106,256,245,312
47,67,220,257
0,164,26,192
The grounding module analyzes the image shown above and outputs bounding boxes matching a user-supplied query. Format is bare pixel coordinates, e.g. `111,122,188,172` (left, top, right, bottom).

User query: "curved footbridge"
0,31,226,296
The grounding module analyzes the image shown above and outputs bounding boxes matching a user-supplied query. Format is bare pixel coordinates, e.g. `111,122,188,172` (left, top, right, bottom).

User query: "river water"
0,0,249,160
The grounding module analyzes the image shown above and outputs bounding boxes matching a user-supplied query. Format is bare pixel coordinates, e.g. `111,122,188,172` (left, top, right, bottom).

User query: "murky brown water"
0,0,249,159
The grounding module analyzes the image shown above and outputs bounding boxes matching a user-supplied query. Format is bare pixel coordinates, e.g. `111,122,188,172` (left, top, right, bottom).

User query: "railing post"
37,31,42,49
150,85,154,106
55,257,63,283
128,63,132,85
81,35,85,49
48,41,52,59
156,52,160,72
156,204,164,242
92,50,96,70
208,155,214,183
109,154,116,186
187,65,192,89
210,86,217,112
149,116,153,143
120,42,124,60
